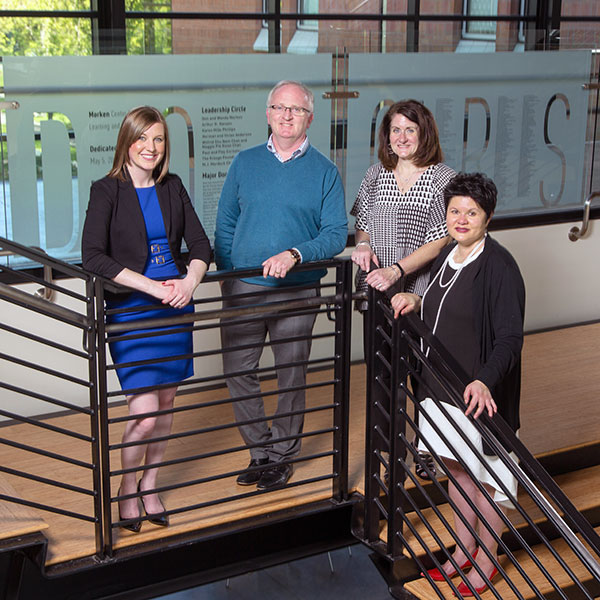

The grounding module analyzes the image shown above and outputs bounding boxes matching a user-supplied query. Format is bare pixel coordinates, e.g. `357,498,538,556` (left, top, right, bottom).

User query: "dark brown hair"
108,106,170,183
377,99,443,170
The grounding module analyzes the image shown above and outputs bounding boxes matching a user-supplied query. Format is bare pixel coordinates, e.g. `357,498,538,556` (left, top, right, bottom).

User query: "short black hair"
443,172,497,219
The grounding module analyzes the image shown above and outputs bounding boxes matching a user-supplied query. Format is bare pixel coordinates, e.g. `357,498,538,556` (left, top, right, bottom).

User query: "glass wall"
0,2,599,267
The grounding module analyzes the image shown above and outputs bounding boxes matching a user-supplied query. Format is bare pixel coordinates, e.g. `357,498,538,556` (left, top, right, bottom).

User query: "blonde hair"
108,106,170,183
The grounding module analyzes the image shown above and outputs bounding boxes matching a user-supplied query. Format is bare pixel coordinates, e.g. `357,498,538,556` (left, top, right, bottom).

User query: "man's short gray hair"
267,80,314,113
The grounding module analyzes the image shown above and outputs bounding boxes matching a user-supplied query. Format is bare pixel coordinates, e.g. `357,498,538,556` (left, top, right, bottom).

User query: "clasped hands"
351,244,400,292
156,277,195,309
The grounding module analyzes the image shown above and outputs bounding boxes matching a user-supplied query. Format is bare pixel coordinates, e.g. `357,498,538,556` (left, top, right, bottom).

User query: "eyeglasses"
390,126,418,137
268,104,312,116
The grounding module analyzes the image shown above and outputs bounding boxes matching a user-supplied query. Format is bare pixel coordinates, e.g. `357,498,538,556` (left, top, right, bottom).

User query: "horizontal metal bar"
109,377,336,422
0,437,94,470
0,321,89,360
0,9,96,18
0,409,93,443
0,465,95,497
0,351,91,388
0,381,93,414
110,403,337,450
115,451,336,500
0,494,96,523
0,237,90,279
116,473,335,525
106,355,335,398
111,428,336,477
104,292,340,334
0,281,88,329
0,263,88,303
323,91,359,99
124,11,537,23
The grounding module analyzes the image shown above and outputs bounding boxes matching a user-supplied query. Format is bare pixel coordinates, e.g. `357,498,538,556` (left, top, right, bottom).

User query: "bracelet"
393,262,405,277
356,240,371,248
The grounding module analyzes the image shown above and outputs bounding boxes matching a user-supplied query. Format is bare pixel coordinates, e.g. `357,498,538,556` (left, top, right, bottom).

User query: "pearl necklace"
421,236,486,356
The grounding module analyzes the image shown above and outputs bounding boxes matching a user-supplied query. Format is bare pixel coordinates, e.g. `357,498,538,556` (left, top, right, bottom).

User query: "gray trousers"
220,279,318,462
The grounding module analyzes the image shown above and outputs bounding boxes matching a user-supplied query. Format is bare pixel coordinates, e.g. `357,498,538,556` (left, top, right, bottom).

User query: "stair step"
0,475,48,540
380,463,600,557
404,526,600,600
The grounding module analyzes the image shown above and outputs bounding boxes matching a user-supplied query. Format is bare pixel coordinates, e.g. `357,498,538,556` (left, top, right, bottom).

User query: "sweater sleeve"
81,178,125,279
475,254,525,390
214,157,240,270
293,164,348,262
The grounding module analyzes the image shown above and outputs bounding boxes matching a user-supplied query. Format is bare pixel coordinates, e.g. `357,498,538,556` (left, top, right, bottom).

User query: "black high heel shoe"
138,480,169,527
117,487,142,533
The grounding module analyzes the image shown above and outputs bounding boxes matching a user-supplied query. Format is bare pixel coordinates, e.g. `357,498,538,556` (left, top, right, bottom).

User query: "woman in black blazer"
391,173,525,596
82,106,211,532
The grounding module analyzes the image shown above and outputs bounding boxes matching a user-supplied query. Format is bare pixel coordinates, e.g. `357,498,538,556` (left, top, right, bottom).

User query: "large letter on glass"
539,93,569,207
462,97,491,172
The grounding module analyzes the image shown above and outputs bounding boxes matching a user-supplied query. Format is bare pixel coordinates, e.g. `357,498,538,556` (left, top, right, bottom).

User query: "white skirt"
417,398,519,509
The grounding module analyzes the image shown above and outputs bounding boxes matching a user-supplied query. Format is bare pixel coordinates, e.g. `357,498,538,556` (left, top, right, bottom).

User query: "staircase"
354,298,600,600
401,441,600,599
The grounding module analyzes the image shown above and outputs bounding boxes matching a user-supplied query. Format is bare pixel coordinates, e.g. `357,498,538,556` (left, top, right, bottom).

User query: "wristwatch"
287,248,301,264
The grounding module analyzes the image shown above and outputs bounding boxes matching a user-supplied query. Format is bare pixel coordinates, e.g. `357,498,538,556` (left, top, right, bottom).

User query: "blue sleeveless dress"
107,186,193,392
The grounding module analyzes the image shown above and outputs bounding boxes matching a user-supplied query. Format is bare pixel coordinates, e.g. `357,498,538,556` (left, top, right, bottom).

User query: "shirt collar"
267,134,310,163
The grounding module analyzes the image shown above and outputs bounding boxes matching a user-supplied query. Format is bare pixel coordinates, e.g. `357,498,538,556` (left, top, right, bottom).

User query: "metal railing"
356,287,600,598
0,237,103,555
0,235,355,563
94,259,353,556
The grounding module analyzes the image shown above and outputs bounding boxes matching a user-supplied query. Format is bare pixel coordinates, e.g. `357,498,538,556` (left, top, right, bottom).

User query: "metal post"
94,278,114,557
406,0,420,53
267,0,281,54
363,287,391,543
86,276,104,558
332,260,352,502
92,0,127,55
387,314,409,559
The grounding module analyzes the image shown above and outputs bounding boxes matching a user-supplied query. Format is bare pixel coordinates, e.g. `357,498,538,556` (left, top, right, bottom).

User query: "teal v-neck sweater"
215,143,348,286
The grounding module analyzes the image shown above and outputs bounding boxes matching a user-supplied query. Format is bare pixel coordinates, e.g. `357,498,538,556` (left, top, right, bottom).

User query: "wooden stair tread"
404,526,600,600
379,463,600,555
0,475,48,540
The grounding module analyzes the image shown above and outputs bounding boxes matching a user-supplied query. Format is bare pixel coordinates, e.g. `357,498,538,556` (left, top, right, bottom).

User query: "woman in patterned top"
350,99,455,479
351,99,454,299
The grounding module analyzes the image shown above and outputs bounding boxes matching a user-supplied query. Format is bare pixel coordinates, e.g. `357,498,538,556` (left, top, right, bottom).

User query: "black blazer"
430,235,525,453
82,173,211,283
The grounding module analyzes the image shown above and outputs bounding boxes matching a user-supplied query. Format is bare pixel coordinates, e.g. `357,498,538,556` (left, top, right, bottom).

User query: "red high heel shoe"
422,549,479,582
455,567,499,597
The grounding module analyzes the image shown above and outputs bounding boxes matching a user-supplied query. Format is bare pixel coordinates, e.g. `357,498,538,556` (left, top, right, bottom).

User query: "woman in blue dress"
82,106,211,532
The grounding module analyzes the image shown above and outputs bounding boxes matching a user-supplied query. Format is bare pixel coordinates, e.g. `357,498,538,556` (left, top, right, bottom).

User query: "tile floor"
156,544,393,599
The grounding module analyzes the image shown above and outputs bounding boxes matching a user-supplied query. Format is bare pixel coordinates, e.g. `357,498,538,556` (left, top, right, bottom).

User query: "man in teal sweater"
215,80,348,490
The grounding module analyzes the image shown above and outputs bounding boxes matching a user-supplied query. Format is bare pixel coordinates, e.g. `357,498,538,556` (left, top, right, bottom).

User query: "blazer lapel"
118,179,147,241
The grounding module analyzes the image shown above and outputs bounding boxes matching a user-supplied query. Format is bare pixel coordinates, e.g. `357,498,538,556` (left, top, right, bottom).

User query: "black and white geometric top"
351,161,455,298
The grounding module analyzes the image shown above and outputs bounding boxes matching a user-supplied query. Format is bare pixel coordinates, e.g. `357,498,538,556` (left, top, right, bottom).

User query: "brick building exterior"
170,0,600,55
